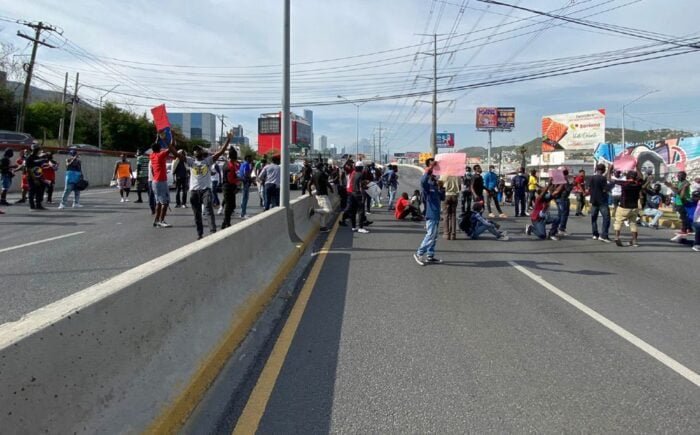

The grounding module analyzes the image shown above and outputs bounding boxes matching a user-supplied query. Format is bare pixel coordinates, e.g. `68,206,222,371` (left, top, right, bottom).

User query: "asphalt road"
0,186,302,325
225,168,699,433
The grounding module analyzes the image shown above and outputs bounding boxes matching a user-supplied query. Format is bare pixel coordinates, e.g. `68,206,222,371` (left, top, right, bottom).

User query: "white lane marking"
509,261,700,388
0,232,85,254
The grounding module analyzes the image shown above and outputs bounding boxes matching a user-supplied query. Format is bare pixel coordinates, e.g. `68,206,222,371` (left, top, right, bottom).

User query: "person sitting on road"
470,202,508,240
640,183,665,229
410,189,422,212
395,192,422,221
113,154,133,203
526,185,561,241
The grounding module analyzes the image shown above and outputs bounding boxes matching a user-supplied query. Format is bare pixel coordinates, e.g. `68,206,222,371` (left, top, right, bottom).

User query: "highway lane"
0,187,301,325
225,168,699,433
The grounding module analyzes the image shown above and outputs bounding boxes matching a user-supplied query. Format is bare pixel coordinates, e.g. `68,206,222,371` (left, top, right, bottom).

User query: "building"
317,135,328,151
303,110,314,150
257,112,312,156
230,124,250,146
169,113,217,145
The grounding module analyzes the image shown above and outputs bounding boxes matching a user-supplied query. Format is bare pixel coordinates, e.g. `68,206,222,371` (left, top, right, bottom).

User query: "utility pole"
57,72,68,147
66,73,79,148
374,123,386,164
98,84,119,150
16,21,59,132
416,33,455,157
218,114,227,145
372,133,376,162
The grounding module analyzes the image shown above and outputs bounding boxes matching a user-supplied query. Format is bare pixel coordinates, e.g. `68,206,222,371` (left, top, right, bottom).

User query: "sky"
2,0,700,155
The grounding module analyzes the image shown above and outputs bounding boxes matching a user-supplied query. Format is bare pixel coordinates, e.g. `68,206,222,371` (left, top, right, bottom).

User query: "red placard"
150,104,170,131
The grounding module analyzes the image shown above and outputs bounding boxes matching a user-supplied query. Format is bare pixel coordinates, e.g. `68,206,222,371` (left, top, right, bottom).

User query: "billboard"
542,109,606,152
436,132,455,149
476,107,515,130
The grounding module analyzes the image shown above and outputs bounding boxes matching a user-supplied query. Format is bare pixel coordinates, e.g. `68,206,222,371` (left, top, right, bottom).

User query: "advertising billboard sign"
436,132,455,149
476,107,515,130
476,107,498,129
542,109,606,152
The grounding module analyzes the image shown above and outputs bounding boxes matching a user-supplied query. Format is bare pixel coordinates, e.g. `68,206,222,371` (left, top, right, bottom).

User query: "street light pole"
98,84,119,150
622,89,659,146
338,95,374,161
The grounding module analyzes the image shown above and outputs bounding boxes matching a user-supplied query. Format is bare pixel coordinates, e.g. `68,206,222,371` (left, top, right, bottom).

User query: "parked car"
0,130,36,148
72,143,101,153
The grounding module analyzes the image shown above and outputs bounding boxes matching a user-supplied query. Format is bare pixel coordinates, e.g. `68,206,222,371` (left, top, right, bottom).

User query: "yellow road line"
233,218,341,434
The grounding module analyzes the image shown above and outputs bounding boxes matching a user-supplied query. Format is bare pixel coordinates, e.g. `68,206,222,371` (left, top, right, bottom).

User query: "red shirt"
346,170,355,193
42,161,56,182
573,174,585,192
395,197,410,219
150,150,169,182
530,195,549,221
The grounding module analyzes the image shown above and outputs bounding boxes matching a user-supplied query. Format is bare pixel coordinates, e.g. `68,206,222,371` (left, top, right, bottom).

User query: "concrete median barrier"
291,194,320,243
0,207,305,434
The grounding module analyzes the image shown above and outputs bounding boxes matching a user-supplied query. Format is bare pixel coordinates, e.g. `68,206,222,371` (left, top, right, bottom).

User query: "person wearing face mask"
525,184,562,241
58,148,83,209
113,153,133,203
511,167,528,217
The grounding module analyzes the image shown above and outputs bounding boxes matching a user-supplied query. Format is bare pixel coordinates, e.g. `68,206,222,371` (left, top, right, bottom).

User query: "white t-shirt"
611,175,624,197
187,156,214,191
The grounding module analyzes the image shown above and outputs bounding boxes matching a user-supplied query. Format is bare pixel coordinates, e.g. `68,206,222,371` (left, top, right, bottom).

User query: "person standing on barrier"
239,154,253,219
309,161,333,233
187,133,232,239
261,155,281,210
414,158,445,265
221,146,240,229
134,148,150,204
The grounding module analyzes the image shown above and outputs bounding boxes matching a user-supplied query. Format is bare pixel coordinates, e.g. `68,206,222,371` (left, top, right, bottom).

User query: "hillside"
7,80,95,109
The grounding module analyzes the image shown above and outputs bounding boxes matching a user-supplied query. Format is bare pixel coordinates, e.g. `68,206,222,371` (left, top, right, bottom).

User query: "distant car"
0,130,36,148
72,143,101,152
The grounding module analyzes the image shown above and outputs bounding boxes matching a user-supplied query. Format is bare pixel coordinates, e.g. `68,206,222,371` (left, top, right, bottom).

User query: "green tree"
24,101,64,141
0,85,18,131
101,104,155,152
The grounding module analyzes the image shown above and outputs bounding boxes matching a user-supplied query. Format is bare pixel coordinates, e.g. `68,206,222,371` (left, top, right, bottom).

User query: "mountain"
7,80,95,109
604,128,694,144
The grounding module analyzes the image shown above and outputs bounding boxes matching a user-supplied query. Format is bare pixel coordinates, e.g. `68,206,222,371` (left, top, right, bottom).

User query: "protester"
172,150,189,208
483,165,506,218
612,170,642,247
149,132,178,227
382,164,398,210
512,167,527,217
589,163,612,243
260,155,281,210
640,183,664,229
238,154,253,218
527,169,539,211
25,143,47,210
414,158,445,265
58,148,83,209
308,161,334,233
134,148,150,204
460,166,473,213
395,192,422,221
526,185,561,241
574,169,587,216
211,160,222,214
255,158,267,207
112,154,133,202
41,152,58,203
441,173,460,240
555,168,573,236
187,134,232,238
220,146,240,229
665,171,692,236
349,161,370,233
471,164,485,203
300,160,312,195
610,169,624,216
470,202,509,240
14,150,29,204
1,149,17,206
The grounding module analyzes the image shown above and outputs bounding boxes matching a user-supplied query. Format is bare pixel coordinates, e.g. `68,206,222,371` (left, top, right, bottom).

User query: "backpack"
458,211,473,235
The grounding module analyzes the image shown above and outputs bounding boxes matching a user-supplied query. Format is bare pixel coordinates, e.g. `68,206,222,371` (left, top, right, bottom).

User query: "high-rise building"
303,109,314,150
169,113,217,145
318,135,328,151
229,124,250,146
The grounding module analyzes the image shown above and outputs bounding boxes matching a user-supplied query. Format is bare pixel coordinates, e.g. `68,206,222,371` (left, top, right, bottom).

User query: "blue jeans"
556,198,570,231
61,182,80,205
590,203,611,239
264,184,279,210
387,186,397,209
471,221,500,239
212,180,220,206
417,218,440,257
240,181,250,216
532,215,560,239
